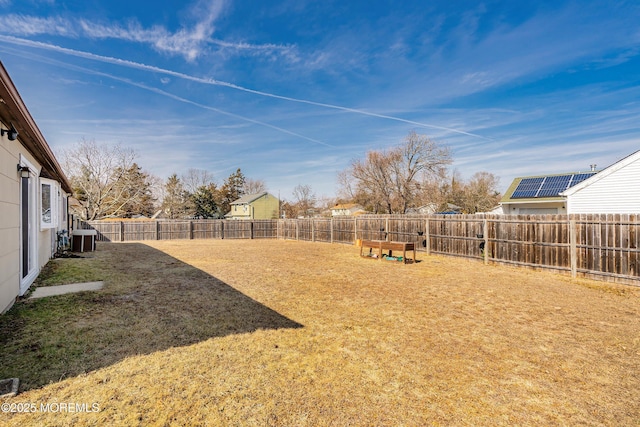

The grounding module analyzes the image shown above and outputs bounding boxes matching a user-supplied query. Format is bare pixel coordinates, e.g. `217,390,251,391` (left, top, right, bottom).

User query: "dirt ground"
1,239,639,426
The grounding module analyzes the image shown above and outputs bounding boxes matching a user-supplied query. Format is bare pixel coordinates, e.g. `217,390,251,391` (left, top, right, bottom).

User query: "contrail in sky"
0,35,491,140
0,44,334,147
109,76,337,148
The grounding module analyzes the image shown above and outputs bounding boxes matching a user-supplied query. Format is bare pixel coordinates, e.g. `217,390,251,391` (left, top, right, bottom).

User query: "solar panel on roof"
510,172,597,199
537,175,571,197
511,177,544,198
570,172,596,186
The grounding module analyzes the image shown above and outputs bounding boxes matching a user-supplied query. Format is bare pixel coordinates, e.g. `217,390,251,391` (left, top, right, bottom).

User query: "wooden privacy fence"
80,214,640,285
80,219,278,241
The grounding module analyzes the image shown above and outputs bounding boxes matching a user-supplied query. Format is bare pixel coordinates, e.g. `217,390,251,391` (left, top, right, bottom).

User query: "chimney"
590,164,597,171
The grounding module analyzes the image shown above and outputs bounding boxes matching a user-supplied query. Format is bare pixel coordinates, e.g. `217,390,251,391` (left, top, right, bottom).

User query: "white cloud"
5,15,77,37
0,0,292,62
79,0,228,61
211,38,298,61
460,71,498,89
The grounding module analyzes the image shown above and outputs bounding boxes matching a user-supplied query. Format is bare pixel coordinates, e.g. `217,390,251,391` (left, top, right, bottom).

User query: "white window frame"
40,178,59,229
59,191,68,230
19,155,39,294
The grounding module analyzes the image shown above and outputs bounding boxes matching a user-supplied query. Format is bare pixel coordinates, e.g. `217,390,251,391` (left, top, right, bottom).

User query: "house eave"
561,150,640,197
0,62,72,193
500,197,566,205
230,192,270,205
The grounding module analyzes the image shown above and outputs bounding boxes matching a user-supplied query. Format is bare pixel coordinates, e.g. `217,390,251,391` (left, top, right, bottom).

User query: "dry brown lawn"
1,239,639,426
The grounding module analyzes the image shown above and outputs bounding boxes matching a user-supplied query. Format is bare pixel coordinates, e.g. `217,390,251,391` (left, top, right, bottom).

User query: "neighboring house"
437,203,463,214
499,150,640,214
0,62,72,314
500,171,598,215
485,205,504,215
406,203,438,215
226,192,279,220
330,203,365,216
561,150,640,214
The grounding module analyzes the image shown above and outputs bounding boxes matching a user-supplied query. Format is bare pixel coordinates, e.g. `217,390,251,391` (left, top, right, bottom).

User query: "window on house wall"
60,193,67,227
40,178,59,229
19,155,39,294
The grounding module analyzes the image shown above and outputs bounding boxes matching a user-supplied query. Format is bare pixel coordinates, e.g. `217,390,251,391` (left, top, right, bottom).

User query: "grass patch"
0,254,113,388
0,242,300,392
33,255,106,287
0,240,638,426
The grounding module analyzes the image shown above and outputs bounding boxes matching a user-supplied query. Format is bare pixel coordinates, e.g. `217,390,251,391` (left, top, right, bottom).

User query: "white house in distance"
499,150,640,214
330,203,365,216
0,62,72,314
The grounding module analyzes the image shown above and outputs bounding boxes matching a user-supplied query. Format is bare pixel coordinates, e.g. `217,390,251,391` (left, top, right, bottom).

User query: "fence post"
570,217,577,278
189,220,194,239
156,220,160,240
331,218,334,243
120,221,124,242
312,219,315,242
425,218,430,256
483,218,489,265
385,217,390,241
354,217,357,243
296,220,299,241
221,220,225,240
250,221,254,239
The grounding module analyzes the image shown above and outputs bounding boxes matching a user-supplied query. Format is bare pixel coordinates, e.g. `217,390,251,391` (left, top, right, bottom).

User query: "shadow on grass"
0,243,302,392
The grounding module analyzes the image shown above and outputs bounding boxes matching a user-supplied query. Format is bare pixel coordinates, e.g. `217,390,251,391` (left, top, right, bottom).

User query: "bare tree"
346,131,451,213
336,169,356,200
351,150,396,213
421,170,501,213
438,170,466,212
461,171,501,213
181,168,215,194
391,131,451,213
413,175,449,211
316,194,336,216
62,138,143,220
291,184,316,218
243,178,267,194
280,200,297,219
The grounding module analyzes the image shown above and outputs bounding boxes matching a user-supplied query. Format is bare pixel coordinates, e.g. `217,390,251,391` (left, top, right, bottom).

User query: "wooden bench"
358,239,416,264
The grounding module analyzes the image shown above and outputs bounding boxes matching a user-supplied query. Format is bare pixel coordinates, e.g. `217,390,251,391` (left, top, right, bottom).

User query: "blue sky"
0,0,639,201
